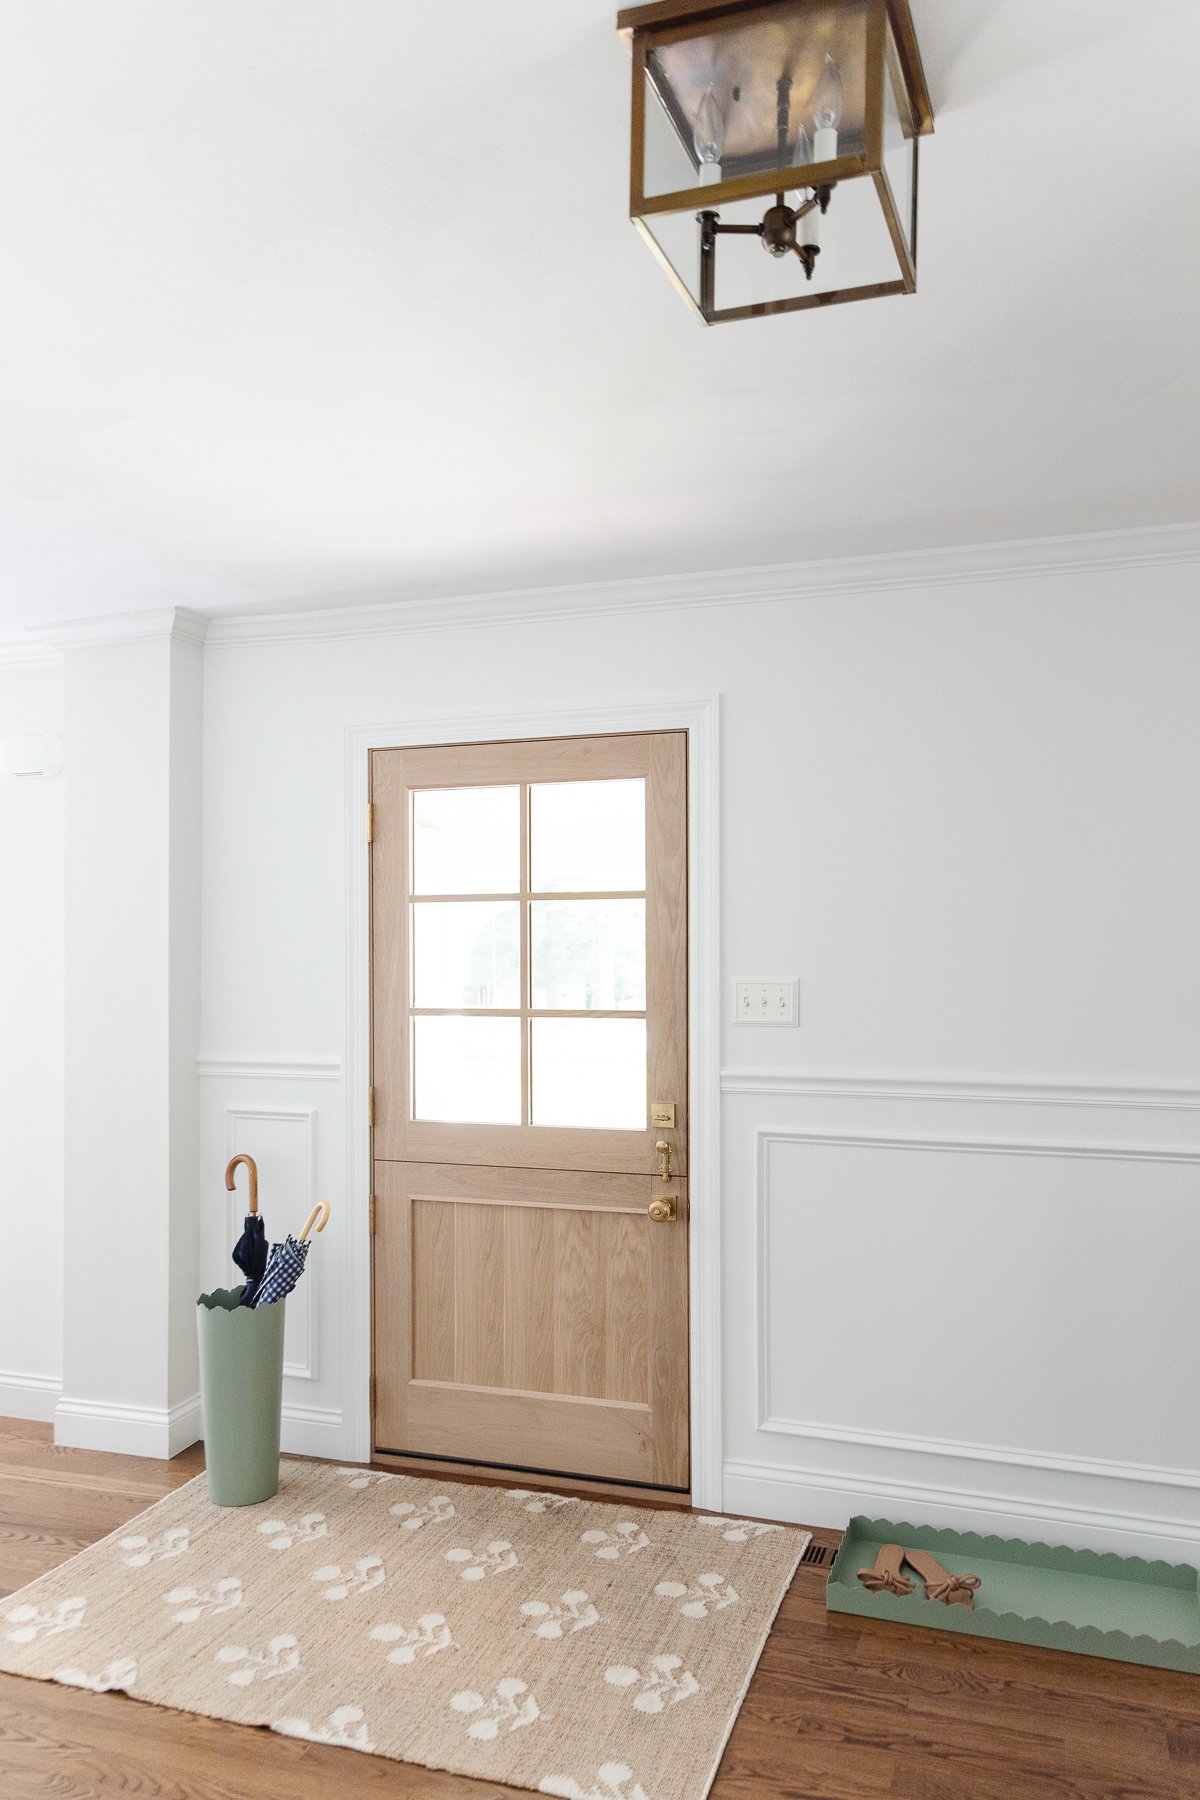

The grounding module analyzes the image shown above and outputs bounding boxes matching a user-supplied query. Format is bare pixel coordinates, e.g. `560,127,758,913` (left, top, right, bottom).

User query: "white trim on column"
0,1370,63,1423
54,1393,203,1459
344,695,722,1509
36,607,209,651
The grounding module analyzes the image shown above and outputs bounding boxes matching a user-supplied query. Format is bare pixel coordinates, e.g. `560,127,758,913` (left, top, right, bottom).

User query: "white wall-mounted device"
733,979,799,1025
1,734,64,777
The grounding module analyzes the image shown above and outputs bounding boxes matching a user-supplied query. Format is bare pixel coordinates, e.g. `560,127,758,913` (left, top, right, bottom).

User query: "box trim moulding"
205,521,1200,649
755,1128,1200,1493
344,693,722,1509
199,1054,342,1082
723,1070,1200,1109
224,1105,320,1384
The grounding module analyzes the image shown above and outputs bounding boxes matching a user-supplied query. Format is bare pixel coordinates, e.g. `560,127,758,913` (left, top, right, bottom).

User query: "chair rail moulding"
722,1071,1200,1109
343,695,721,1507
198,1054,342,1082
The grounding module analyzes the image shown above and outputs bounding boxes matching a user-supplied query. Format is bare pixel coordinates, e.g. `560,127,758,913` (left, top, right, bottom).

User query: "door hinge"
366,801,375,843
370,1373,377,1414
367,1086,376,1128
369,1193,377,1235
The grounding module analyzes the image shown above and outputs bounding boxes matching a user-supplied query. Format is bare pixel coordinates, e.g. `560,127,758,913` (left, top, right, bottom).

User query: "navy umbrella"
225,1154,269,1304
252,1202,330,1309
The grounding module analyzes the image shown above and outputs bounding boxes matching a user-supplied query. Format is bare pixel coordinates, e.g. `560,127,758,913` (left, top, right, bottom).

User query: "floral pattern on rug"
0,1460,807,1800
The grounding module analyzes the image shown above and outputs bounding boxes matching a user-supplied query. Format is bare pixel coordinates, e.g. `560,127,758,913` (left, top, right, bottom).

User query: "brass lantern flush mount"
616,0,934,325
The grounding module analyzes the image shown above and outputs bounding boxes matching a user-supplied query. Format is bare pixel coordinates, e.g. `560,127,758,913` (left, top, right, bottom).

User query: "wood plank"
606,1209,649,1404
454,1203,504,1387
552,1207,607,1399
502,1202,555,1392
410,1197,455,1382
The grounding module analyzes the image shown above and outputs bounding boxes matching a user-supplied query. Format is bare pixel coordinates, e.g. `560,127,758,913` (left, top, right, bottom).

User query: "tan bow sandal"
902,1548,982,1608
856,1544,915,1597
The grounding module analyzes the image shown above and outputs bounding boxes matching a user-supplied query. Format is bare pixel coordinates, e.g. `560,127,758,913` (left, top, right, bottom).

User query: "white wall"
198,553,1200,1556
0,659,64,1417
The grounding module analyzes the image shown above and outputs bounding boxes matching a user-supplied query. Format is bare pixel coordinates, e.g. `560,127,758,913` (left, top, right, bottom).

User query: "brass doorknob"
648,1194,677,1223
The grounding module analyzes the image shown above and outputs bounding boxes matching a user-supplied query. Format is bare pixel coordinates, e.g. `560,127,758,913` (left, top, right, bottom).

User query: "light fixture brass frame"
617,0,934,325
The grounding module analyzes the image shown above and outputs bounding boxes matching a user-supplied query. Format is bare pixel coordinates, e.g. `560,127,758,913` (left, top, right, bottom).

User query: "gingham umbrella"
252,1203,330,1308
225,1154,269,1305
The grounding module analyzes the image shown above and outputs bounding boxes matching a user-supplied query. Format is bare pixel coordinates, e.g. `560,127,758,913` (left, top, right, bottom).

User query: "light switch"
733,980,799,1025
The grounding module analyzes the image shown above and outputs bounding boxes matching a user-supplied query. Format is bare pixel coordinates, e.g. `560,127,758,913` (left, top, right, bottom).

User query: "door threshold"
372,1446,691,1508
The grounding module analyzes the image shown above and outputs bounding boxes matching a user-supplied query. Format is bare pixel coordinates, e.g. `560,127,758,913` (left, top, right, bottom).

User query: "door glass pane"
531,1018,647,1129
531,900,645,1011
530,779,645,893
413,901,519,1009
413,786,519,895
414,1015,521,1123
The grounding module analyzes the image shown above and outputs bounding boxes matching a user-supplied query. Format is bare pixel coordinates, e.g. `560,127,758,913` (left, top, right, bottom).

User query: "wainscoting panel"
758,1129,1200,1473
200,1062,347,1460
720,1090,1200,1558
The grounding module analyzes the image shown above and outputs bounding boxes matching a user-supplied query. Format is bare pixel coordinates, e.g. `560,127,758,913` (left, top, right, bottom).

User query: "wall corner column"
44,607,207,1458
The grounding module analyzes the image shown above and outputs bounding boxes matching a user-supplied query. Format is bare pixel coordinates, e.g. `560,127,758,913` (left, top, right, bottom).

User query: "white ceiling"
0,0,1197,639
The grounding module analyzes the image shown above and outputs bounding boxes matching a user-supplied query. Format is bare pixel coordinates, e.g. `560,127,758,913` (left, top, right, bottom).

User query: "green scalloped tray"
827,1516,1200,1673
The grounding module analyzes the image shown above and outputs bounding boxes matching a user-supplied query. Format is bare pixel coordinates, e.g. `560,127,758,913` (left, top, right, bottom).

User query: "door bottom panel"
373,1159,690,1489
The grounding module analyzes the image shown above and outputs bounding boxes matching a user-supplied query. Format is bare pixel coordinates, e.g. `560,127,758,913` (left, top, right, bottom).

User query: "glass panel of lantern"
881,10,917,262
638,1,871,201
632,0,919,319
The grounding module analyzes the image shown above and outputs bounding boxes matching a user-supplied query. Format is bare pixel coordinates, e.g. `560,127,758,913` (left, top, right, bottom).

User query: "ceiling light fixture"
617,0,934,324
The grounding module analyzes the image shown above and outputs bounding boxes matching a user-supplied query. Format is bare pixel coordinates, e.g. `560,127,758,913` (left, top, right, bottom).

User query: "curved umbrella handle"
225,1154,259,1216
299,1202,331,1243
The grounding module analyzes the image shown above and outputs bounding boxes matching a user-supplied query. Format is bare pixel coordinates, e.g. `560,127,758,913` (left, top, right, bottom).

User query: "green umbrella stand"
197,1287,286,1506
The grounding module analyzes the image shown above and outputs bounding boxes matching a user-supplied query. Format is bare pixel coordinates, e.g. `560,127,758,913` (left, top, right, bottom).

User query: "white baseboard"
281,1402,346,1460
0,1370,62,1424
722,1457,1200,1566
55,1393,203,1460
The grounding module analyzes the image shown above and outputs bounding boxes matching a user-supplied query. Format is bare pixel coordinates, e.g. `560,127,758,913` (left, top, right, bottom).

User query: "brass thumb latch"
655,1139,673,1182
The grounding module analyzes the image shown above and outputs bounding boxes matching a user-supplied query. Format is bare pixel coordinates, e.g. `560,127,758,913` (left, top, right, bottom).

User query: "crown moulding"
203,519,1200,649
29,606,209,654
1,520,1198,665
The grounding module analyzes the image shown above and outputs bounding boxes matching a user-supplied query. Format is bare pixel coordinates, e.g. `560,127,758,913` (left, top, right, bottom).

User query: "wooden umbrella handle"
225,1154,259,1216
299,1202,331,1243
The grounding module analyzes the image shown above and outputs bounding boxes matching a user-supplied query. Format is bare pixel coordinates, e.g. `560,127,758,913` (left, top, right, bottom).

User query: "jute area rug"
0,1459,808,1800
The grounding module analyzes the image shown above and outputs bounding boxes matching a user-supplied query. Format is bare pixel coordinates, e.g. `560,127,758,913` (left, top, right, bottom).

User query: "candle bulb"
694,84,725,185
788,122,812,207
811,54,843,163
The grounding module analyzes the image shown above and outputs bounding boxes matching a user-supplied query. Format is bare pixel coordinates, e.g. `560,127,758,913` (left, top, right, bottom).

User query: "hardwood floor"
0,1417,1194,1798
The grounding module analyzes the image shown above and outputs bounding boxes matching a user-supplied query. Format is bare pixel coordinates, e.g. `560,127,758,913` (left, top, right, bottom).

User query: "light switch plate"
733,980,799,1026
